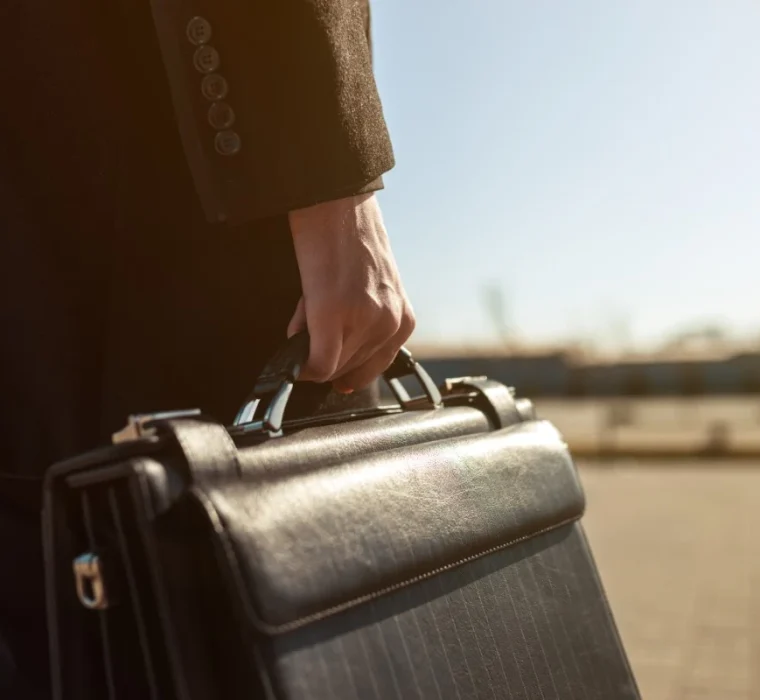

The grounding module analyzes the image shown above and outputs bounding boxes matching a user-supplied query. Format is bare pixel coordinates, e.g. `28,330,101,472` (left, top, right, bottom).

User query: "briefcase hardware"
231,333,443,436
443,375,489,390
112,409,202,444
73,553,111,610
382,347,443,409
70,337,533,623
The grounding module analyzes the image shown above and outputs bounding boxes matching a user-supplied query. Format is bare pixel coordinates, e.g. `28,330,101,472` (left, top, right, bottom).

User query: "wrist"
288,193,375,238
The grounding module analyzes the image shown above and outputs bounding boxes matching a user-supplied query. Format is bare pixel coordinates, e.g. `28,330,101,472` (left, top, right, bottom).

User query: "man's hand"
287,193,415,393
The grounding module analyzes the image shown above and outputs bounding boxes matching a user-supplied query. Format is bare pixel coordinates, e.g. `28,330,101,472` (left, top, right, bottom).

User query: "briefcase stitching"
191,485,582,636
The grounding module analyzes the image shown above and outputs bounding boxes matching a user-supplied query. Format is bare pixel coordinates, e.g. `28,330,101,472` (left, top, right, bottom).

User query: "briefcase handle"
232,331,443,435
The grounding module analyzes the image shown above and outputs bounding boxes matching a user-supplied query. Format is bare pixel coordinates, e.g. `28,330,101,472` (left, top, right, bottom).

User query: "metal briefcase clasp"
111,408,202,444
73,553,111,610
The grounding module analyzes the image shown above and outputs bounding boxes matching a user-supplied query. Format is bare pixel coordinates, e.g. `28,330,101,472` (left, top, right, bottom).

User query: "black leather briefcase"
43,334,640,700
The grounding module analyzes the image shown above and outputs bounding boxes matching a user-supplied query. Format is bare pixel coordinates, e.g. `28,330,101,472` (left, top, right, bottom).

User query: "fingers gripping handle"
233,331,442,435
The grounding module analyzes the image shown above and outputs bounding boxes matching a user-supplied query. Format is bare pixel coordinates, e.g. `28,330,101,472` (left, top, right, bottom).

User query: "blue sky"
371,0,760,349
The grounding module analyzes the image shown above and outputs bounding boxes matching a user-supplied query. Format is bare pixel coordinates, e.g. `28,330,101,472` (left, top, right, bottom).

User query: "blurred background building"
410,348,760,397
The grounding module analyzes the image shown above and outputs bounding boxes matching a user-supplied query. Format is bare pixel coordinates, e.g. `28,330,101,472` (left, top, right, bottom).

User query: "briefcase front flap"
201,419,585,634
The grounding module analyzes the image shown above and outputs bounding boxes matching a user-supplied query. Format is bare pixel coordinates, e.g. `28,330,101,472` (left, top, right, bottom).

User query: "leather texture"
43,382,639,700
205,421,584,631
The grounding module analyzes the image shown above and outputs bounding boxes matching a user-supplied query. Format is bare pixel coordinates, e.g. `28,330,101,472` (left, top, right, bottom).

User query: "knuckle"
379,310,402,337
400,306,416,336
349,290,413,343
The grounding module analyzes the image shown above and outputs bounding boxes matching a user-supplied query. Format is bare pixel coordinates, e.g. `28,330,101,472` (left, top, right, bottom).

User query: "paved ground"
580,463,760,700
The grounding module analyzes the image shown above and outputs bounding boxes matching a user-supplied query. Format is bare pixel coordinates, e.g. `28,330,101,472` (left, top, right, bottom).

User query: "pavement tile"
580,465,760,700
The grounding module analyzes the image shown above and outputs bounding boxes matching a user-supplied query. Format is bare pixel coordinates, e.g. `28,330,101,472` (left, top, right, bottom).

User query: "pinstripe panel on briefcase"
267,524,638,700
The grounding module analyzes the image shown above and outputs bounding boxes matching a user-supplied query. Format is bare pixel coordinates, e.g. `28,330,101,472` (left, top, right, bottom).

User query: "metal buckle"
111,409,202,444
443,376,489,392
73,553,110,610
385,347,443,409
442,376,537,426
233,381,294,437
514,397,537,421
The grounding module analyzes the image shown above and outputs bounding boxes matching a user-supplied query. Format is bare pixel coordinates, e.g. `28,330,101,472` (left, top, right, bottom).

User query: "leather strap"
165,419,241,485
450,378,523,430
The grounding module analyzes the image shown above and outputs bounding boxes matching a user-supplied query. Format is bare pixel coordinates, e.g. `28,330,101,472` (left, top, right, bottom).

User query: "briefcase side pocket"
46,462,182,700
45,454,271,700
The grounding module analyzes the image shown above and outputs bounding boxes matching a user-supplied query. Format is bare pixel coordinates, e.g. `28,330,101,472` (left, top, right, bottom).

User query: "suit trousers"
0,146,380,697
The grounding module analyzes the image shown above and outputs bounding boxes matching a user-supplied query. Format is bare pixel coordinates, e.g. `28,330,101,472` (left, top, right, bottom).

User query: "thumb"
287,296,307,338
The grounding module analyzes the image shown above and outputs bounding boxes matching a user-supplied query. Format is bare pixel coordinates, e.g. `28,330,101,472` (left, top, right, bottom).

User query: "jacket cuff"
283,176,385,216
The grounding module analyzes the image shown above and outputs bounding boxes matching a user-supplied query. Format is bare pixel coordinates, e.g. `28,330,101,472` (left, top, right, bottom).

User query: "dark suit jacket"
148,0,394,224
1,0,393,475
0,4,392,692
1,0,393,489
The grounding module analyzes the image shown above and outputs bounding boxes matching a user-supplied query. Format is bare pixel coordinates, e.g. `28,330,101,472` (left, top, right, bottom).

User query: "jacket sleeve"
149,0,395,225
